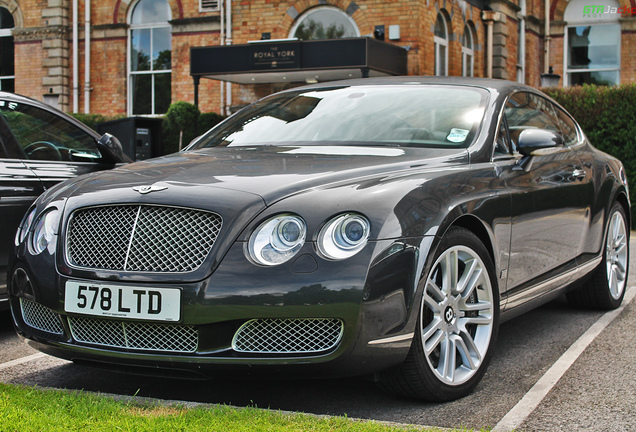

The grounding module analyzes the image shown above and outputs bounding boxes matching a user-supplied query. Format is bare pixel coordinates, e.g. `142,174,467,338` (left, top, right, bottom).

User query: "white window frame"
0,8,14,92
562,0,621,86
461,24,474,77
288,5,360,39
127,0,172,116
434,12,449,76
563,24,621,86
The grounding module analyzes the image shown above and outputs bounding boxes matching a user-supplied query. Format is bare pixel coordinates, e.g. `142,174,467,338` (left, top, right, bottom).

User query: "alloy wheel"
421,245,495,386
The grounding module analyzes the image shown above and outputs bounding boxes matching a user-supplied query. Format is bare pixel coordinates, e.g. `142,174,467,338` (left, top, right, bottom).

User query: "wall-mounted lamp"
540,66,561,88
374,25,385,41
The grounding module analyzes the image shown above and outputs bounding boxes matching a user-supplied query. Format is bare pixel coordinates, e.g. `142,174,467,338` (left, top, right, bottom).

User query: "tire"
567,203,629,310
378,227,499,401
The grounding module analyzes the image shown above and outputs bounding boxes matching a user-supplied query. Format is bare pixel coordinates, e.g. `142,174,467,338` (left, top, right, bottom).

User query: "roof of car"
285,76,536,98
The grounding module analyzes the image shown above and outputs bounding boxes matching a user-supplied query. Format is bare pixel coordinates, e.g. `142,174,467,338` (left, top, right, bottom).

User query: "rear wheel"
567,203,629,310
378,227,499,401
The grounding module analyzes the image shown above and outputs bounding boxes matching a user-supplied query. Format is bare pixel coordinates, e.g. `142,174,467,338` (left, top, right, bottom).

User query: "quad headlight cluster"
247,212,370,266
15,207,60,255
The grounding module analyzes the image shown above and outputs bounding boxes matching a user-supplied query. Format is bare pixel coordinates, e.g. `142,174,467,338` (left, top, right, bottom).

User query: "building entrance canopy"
190,37,407,103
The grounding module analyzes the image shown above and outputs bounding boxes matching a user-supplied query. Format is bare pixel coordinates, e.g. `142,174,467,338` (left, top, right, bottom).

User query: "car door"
495,92,591,306
0,119,43,285
0,97,118,273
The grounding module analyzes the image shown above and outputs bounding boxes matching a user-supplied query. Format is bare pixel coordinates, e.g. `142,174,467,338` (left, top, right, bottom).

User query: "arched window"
0,7,15,92
461,24,475,77
434,12,449,76
128,0,172,115
289,6,359,40
563,0,620,86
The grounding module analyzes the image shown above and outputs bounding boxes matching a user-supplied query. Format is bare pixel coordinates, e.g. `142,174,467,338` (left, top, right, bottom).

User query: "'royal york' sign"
250,43,301,70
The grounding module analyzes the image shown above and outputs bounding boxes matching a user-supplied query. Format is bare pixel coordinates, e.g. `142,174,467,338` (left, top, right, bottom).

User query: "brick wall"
6,0,636,116
14,40,43,96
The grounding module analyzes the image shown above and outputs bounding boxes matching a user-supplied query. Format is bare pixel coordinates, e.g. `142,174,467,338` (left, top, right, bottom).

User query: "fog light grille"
233,318,343,354
20,299,64,335
68,316,198,353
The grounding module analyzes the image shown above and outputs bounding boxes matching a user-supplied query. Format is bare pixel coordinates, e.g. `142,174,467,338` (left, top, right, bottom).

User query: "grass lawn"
0,383,481,432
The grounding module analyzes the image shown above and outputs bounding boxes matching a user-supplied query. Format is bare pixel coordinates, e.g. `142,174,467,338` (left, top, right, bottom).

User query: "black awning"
190,37,408,85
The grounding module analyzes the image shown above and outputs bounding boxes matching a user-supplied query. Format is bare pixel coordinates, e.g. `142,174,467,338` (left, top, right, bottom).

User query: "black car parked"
0,92,129,309
8,78,630,402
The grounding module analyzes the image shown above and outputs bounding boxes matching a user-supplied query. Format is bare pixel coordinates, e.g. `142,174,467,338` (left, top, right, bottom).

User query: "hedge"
544,84,636,222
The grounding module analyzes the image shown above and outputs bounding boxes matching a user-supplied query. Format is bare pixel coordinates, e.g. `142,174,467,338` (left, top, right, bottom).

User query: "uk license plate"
64,281,181,322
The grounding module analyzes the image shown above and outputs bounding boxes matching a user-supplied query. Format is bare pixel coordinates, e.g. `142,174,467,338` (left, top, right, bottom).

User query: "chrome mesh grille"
66,205,222,273
233,318,344,354
68,316,198,353
20,299,64,335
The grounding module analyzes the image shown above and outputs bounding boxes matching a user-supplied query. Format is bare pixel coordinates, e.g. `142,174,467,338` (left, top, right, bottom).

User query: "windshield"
190,85,489,150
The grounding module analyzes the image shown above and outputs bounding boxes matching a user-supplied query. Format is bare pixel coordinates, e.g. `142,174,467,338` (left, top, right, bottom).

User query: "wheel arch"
614,188,631,232
439,214,497,267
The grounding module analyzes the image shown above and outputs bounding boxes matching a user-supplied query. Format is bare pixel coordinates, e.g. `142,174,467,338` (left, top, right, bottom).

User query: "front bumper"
9,238,425,378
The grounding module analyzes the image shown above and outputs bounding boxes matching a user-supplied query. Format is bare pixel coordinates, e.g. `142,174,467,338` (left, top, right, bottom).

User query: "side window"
0,101,101,161
504,92,561,149
494,117,513,157
554,107,580,146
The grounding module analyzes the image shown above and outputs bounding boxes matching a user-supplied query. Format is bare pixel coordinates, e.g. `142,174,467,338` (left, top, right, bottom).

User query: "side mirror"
518,129,564,156
96,133,132,163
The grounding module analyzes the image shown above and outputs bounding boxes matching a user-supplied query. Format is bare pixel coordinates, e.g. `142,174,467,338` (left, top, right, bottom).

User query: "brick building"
1,0,635,117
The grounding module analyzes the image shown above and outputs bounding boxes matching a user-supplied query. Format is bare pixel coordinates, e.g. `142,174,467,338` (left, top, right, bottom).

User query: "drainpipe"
226,0,232,116
72,0,79,112
84,0,91,113
481,11,498,79
544,0,550,73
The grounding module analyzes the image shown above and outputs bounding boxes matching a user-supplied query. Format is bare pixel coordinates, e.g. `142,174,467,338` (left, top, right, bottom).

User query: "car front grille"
232,318,344,354
66,205,222,273
20,298,64,335
68,316,198,353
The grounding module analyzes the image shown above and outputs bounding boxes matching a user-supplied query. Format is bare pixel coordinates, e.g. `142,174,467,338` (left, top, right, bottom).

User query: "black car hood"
53,145,467,283
71,145,468,206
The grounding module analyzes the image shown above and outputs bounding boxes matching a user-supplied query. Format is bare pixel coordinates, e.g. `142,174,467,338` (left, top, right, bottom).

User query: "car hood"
50,145,467,283
69,145,468,206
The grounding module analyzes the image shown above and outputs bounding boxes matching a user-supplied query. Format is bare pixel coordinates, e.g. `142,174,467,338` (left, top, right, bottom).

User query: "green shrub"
71,113,123,129
162,101,201,154
544,84,636,222
161,102,226,154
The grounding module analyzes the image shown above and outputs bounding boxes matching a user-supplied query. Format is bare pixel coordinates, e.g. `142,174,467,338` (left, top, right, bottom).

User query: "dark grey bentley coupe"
8,77,630,401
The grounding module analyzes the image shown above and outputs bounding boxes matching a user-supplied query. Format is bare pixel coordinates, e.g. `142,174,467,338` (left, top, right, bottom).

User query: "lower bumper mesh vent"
232,318,344,354
20,299,64,335
68,316,198,353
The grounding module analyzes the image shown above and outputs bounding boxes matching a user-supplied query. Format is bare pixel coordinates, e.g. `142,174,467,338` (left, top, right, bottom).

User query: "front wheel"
378,227,499,401
567,203,629,310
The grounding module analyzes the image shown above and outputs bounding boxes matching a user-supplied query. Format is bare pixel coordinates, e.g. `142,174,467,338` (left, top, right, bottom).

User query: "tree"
163,101,200,151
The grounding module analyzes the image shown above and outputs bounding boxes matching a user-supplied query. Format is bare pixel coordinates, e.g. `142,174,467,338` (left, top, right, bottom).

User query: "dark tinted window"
0,100,100,161
504,92,560,148
555,107,579,146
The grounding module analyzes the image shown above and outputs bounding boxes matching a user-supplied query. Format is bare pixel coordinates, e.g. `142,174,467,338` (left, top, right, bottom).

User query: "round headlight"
247,214,307,266
15,207,37,246
317,213,370,260
31,209,60,255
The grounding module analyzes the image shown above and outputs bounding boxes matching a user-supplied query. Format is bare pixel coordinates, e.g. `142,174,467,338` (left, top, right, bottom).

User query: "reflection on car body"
8,77,629,402
0,92,129,309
